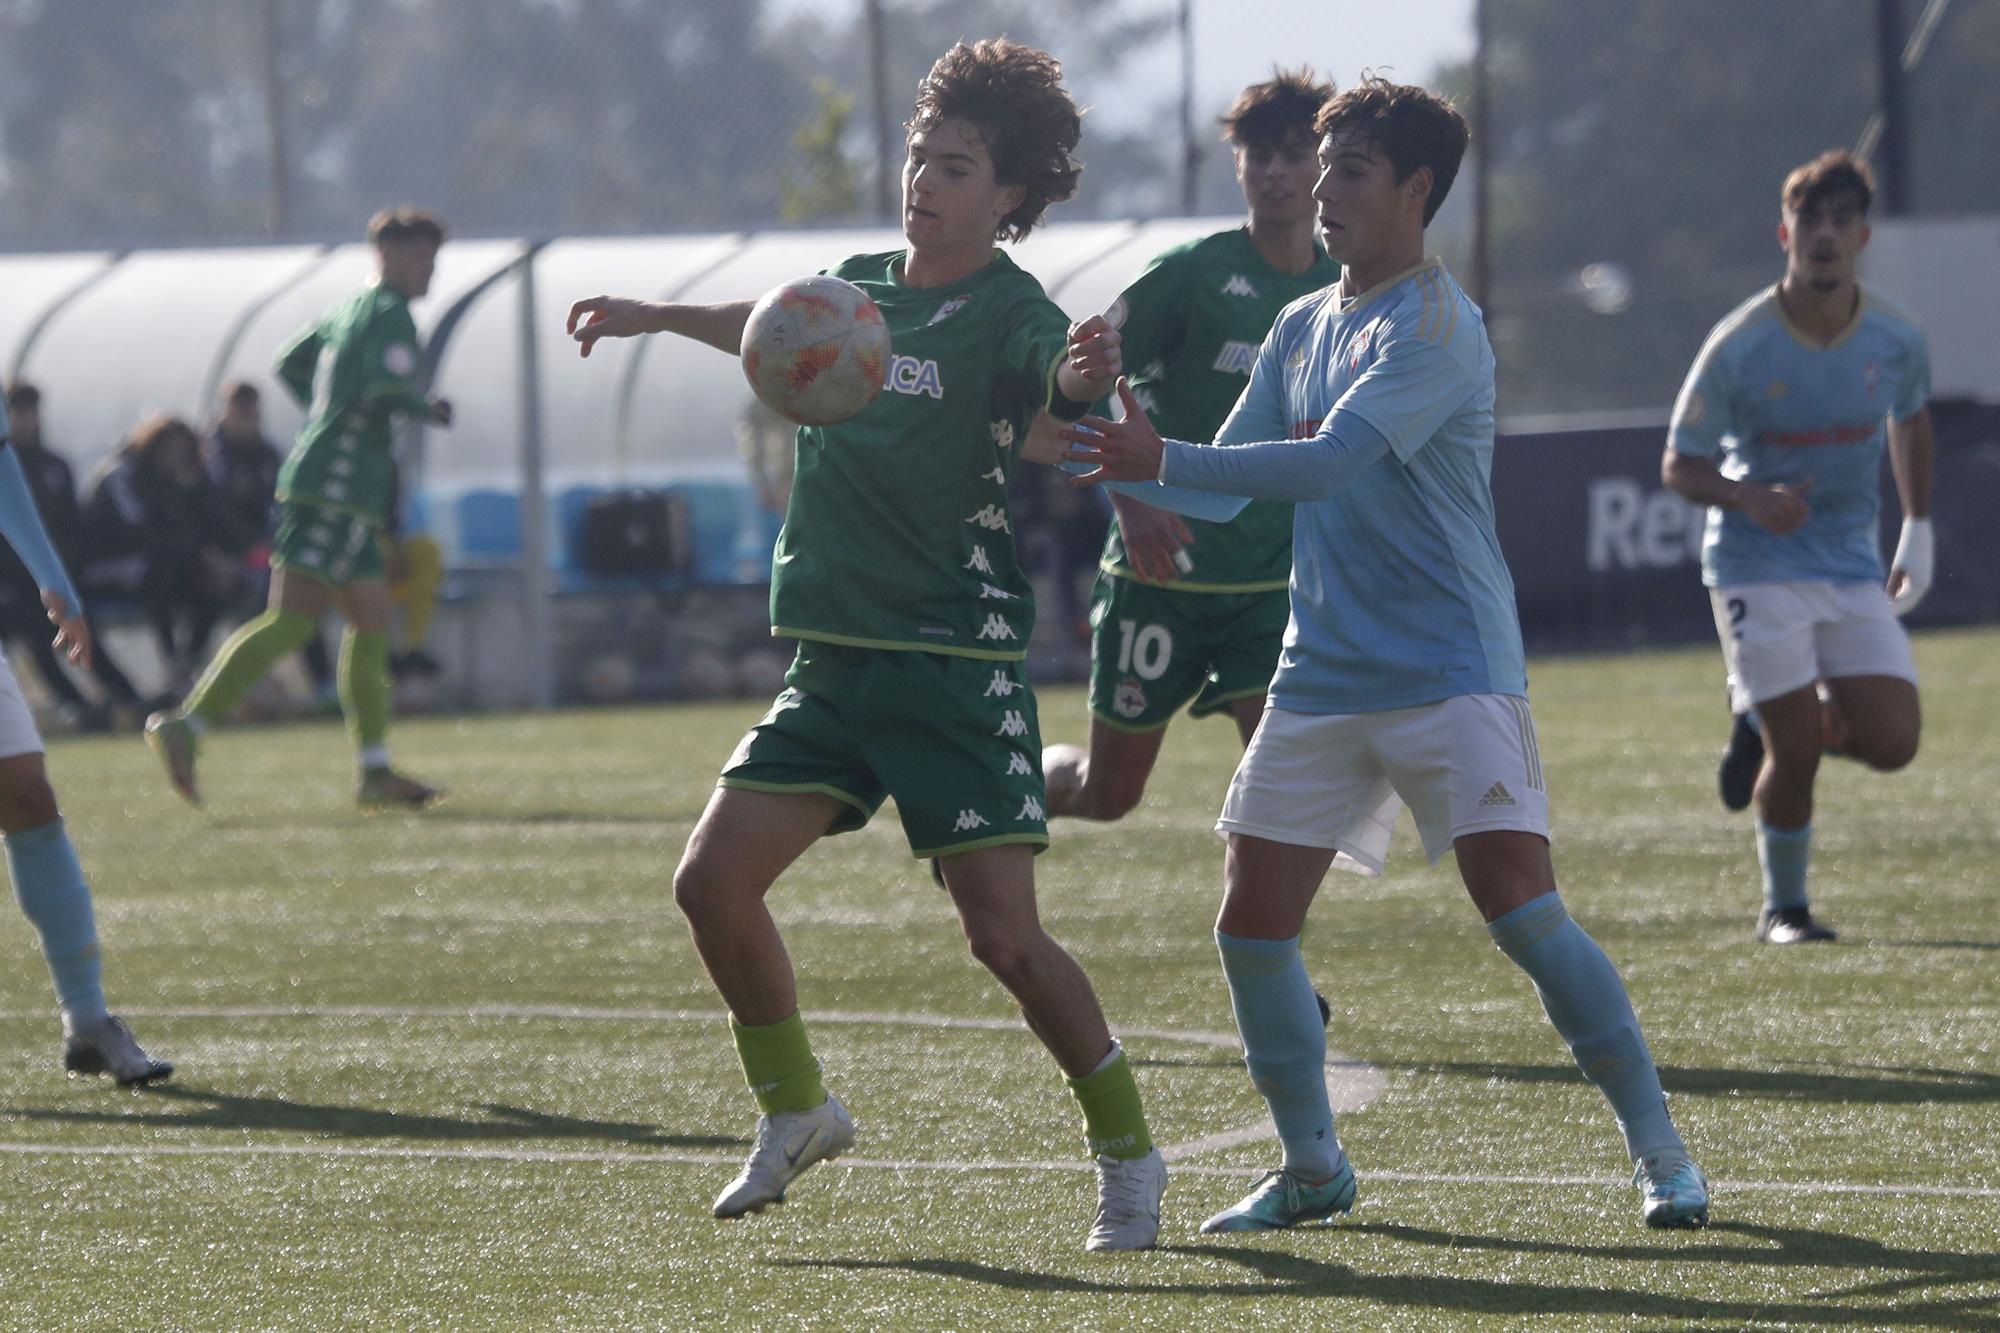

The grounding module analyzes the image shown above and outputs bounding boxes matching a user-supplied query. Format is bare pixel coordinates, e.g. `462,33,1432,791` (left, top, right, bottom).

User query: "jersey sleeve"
1212,317,1293,447
1891,323,1931,422
274,321,323,407
1000,297,1077,415
359,304,431,418
1666,331,1737,458
1330,321,1479,463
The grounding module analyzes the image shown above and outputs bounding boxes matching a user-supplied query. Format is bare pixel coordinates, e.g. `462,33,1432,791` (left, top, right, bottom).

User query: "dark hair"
1221,67,1334,148
126,414,200,467
367,207,446,247
1783,150,1874,216
1314,75,1469,225
906,39,1082,243
4,381,39,411
223,380,260,407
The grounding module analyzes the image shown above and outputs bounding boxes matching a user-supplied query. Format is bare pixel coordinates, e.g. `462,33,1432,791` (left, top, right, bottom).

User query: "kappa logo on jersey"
965,504,1011,532
1016,795,1044,821
952,809,990,832
322,481,348,500
886,354,944,399
1212,340,1258,376
980,466,1006,486
1222,274,1258,298
990,419,1015,450
978,583,1018,600
976,614,1018,642
964,545,994,575
983,669,1021,698
928,294,972,326
1005,752,1033,776
382,342,418,377
1132,385,1160,415
994,709,1028,738
1112,678,1148,719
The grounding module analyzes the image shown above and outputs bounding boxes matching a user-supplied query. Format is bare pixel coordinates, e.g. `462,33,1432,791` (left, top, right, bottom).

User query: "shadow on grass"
775,1221,2000,1326
1371,1059,2000,1105
3,1086,742,1150
205,809,684,830
1874,938,2000,953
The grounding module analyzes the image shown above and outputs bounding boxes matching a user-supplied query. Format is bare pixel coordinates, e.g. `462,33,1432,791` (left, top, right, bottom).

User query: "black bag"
578,489,692,576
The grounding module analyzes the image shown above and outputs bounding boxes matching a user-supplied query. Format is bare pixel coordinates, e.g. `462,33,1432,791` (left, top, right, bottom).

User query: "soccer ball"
739,275,891,426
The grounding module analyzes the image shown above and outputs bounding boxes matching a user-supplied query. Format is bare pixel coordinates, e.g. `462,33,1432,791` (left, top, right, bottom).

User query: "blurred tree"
780,79,861,224
1432,0,2000,415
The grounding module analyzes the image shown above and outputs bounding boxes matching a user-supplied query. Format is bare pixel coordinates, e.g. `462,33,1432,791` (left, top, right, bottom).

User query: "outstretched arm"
567,297,756,358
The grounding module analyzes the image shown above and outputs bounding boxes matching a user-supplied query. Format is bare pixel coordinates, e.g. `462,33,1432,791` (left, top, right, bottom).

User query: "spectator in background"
83,415,232,692
205,381,337,706
0,383,146,726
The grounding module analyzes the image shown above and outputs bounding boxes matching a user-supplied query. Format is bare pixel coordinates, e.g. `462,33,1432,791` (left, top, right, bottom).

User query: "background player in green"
1043,70,1341,821
146,208,453,810
565,40,1167,1251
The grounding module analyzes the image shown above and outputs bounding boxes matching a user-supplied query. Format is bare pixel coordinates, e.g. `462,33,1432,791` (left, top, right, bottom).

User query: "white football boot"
1086,1147,1167,1251
712,1094,855,1218
62,1015,174,1086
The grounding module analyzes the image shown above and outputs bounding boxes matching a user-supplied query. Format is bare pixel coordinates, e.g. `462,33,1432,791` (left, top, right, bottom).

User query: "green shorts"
1087,574,1290,732
719,641,1049,859
271,500,386,587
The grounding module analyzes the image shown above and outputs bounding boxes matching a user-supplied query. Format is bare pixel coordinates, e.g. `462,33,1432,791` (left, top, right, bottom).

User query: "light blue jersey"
1159,258,1525,715
1667,285,1929,588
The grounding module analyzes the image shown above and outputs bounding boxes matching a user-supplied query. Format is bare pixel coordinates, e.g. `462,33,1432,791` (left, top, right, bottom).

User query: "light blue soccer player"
1663,150,1931,945
1063,76,1709,1231
0,391,172,1085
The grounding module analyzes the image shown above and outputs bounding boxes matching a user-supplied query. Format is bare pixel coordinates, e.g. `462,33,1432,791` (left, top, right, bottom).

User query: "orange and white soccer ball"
739,275,891,426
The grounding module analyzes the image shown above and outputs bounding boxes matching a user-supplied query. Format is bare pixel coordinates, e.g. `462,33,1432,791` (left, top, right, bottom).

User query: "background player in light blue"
1064,76,1708,1232
0,394,173,1086
1663,150,1932,945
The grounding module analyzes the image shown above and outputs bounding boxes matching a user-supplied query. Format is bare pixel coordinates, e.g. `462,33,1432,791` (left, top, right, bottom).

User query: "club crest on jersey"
886,354,944,399
1348,319,1383,373
1212,340,1258,376
1864,359,1879,397
1112,677,1148,719
928,294,971,326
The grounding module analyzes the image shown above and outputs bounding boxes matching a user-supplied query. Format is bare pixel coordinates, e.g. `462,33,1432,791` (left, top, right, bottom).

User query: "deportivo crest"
928,294,972,326
1112,678,1148,719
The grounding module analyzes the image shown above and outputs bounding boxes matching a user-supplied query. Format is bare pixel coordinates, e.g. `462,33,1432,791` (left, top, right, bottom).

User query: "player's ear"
994,182,1026,221
1856,222,1871,253
1403,165,1433,215
1776,220,1791,251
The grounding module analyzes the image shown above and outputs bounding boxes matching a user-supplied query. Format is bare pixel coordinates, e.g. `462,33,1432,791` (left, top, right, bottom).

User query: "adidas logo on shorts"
1477,782,1517,807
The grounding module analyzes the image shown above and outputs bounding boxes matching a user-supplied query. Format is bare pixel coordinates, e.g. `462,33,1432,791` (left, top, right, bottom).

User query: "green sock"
339,629,393,758
730,1012,827,1115
1066,1042,1153,1161
183,609,319,723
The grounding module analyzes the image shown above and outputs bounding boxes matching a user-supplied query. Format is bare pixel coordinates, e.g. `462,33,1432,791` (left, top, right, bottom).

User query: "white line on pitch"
0,1141,1992,1199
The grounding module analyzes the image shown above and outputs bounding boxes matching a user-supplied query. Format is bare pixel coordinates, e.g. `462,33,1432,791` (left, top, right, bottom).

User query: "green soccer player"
1043,70,1343,821
147,208,452,809
568,39,1176,1250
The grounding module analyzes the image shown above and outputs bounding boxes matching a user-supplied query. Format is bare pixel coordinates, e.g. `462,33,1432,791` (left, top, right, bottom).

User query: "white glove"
1887,517,1933,616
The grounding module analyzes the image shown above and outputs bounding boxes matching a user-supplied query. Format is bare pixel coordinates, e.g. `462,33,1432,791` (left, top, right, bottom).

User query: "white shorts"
0,645,45,760
1710,581,1917,713
1216,694,1551,874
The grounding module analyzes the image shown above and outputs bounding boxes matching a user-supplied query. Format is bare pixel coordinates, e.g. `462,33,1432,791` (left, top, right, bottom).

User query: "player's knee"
671,855,728,925
0,778,61,833
1085,771,1148,821
962,920,1037,986
1765,734,1822,781
1856,728,1919,772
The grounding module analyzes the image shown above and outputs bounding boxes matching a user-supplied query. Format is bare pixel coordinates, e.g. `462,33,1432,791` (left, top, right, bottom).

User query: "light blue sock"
6,820,107,1026
1487,893,1683,1163
1216,931,1344,1180
1757,821,1812,912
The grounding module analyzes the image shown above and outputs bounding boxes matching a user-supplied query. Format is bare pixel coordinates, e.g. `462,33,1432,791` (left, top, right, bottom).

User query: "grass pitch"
1,629,1995,1330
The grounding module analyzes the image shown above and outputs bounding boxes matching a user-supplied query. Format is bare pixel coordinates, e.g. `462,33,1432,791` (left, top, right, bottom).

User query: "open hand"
1061,379,1166,486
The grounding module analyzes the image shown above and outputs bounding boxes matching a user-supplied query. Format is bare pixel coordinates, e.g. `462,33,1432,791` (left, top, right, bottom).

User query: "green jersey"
769,249,1071,661
273,283,431,528
1100,227,1338,590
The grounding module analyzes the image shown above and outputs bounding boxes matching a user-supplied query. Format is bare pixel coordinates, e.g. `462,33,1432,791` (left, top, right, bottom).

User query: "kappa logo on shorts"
982,670,1021,698
1477,782,1517,807
952,809,990,832
1017,795,1044,821
965,504,1010,532
994,709,1028,738
1112,678,1148,720
976,614,1018,642
1005,752,1033,776
964,545,994,575
977,583,1018,601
